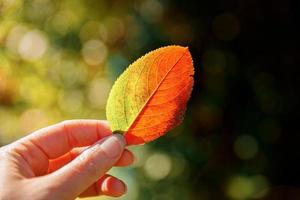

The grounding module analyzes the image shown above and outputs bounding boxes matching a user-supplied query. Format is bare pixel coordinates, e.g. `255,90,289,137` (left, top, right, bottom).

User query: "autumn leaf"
106,45,194,145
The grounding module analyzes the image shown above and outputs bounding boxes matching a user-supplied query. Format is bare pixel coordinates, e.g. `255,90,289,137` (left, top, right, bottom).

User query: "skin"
0,120,135,200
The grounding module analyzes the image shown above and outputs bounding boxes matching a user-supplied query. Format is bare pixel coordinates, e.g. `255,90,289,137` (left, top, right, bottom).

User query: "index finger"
21,120,112,159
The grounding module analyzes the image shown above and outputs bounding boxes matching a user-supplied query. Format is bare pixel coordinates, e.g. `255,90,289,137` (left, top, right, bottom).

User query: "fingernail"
100,134,125,158
124,182,128,194
101,176,127,196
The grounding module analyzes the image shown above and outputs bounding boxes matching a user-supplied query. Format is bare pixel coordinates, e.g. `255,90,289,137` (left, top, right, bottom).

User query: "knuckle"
60,120,72,126
43,184,59,198
0,145,8,153
85,160,100,176
75,147,103,177
0,145,13,159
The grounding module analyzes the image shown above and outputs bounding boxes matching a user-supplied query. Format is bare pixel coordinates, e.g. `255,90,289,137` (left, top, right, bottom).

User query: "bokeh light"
81,40,107,66
139,0,164,23
144,152,172,180
18,29,48,61
0,0,296,199
226,176,255,199
226,175,269,199
212,13,240,41
234,134,258,160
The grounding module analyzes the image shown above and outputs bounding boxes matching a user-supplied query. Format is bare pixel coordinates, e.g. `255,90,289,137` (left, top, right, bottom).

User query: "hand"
0,120,134,200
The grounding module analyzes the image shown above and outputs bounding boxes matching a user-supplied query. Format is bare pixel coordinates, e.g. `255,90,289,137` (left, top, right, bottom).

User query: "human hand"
0,120,134,200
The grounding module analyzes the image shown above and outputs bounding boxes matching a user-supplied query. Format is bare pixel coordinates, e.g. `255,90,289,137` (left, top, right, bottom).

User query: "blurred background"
0,0,299,199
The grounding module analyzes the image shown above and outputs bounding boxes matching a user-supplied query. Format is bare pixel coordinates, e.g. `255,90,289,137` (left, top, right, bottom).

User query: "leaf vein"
127,50,188,131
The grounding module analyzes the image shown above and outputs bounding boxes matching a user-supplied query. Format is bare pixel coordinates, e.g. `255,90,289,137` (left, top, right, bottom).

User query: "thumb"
45,134,125,199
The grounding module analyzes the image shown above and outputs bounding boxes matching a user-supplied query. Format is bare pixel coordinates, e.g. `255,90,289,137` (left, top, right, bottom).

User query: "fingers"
48,148,134,173
22,120,112,159
115,149,135,166
45,134,125,199
47,147,87,173
80,174,127,198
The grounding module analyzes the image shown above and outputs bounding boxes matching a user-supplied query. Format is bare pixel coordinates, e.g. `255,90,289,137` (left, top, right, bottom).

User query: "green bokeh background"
1,0,298,199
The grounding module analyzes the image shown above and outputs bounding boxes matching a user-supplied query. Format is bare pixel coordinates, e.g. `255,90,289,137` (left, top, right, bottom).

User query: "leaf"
106,45,194,145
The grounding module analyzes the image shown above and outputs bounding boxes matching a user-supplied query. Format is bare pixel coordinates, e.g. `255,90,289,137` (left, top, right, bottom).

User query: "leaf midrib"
126,50,188,132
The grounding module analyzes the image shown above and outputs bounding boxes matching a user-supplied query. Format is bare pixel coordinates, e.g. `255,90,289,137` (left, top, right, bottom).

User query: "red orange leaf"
106,45,194,145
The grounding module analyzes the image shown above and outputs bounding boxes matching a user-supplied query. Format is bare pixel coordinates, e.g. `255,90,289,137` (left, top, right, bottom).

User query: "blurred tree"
0,0,298,199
